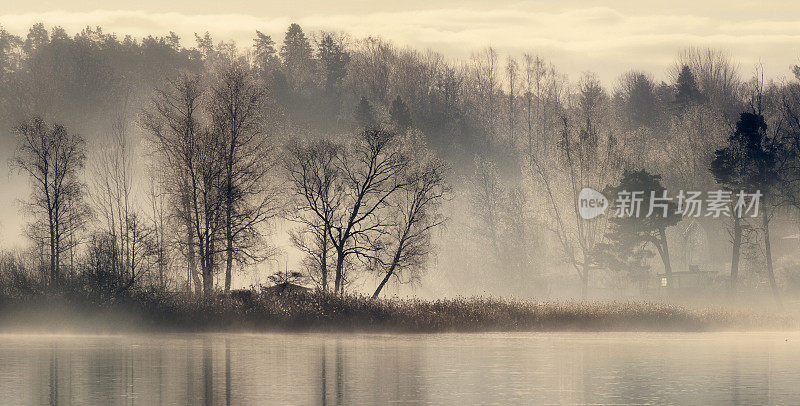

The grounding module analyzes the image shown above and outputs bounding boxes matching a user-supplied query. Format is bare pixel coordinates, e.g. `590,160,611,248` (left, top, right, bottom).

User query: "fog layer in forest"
1,22,800,304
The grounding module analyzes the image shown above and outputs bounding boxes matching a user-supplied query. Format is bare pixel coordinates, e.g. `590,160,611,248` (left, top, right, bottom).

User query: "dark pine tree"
674,65,703,109
354,96,377,129
253,30,279,77
317,34,349,94
389,95,412,132
280,23,314,93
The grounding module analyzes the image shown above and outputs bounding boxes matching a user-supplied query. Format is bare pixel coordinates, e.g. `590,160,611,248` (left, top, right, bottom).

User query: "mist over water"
1,332,799,405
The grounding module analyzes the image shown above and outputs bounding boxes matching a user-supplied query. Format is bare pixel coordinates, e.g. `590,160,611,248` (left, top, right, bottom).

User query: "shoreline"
0,290,796,334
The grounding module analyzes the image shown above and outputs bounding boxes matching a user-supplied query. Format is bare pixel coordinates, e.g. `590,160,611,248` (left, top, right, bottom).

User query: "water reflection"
48,344,57,406
225,338,231,406
0,332,798,404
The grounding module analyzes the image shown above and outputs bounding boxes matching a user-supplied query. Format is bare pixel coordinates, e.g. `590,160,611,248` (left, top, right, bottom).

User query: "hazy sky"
2,0,800,84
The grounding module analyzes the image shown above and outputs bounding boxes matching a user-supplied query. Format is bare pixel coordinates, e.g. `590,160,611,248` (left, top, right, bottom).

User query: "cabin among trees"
656,267,717,294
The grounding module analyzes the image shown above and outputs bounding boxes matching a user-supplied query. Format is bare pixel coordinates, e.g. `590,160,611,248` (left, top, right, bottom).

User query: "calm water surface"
0,331,798,405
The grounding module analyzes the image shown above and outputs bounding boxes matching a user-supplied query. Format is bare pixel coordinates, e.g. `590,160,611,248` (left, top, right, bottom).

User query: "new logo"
578,187,608,219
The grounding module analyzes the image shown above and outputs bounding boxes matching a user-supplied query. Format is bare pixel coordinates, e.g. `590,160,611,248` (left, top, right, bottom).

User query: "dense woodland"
2,22,800,302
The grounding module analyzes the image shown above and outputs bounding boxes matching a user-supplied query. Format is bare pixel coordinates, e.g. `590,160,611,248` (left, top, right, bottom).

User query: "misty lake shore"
0,286,796,334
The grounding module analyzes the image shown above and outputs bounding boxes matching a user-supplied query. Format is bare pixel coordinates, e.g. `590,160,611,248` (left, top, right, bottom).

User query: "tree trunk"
334,248,344,295
224,160,233,293
320,231,328,292
373,267,394,299
762,205,782,308
373,250,401,299
204,235,217,296
49,221,57,284
658,227,672,274
188,219,201,294
580,263,589,299
224,232,233,292
729,215,742,299
203,253,214,296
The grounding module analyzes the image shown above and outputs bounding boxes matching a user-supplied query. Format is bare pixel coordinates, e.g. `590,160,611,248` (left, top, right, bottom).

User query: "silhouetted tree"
618,71,657,128
12,117,88,282
597,170,680,284
209,60,280,292
710,114,752,298
287,129,409,294
372,135,448,298
389,95,412,132
713,112,781,305
674,65,703,109
354,96,377,129
253,31,279,78
317,33,349,94
280,23,314,93
286,140,340,292
142,73,224,295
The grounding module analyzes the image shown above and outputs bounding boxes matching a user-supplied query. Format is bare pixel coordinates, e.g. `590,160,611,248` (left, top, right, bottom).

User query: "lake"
0,332,798,405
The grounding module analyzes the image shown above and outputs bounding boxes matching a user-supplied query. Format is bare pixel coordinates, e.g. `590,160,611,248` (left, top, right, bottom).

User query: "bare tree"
526,73,620,298
372,136,448,298
468,157,505,261
286,140,340,291
287,129,408,294
146,173,171,290
470,47,500,145
522,54,544,157
329,129,408,294
674,47,741,116
505,56,518,149
12,117,87,283
209,59,280,292
89,105,134,280
142,73,224,295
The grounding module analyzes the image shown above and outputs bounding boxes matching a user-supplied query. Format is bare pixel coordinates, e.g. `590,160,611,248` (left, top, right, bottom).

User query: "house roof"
265,282,310,293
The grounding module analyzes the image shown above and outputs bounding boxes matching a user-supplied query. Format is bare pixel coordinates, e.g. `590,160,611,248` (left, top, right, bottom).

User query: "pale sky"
2,0,800,84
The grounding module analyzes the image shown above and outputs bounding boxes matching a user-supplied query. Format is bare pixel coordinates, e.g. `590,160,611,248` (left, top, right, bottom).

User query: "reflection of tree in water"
203,339,212,406
316,337,425,405
320,345,326,406
186,339,195,404
318,340,347,405
225,339,231,406
336,341,344,405
49,345,57,406
192,337,234,405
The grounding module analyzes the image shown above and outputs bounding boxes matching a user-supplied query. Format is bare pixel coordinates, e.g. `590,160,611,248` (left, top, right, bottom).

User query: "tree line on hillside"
3,22,800,301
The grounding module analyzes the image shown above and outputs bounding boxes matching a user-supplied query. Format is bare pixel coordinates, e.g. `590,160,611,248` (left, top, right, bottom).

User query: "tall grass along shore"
0,277,794,334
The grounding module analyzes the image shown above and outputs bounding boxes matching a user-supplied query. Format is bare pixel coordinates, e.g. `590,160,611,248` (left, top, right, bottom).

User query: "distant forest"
1,22,800,301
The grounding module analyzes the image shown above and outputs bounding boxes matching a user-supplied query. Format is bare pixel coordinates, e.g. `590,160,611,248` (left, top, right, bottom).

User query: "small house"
656,266,716,292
